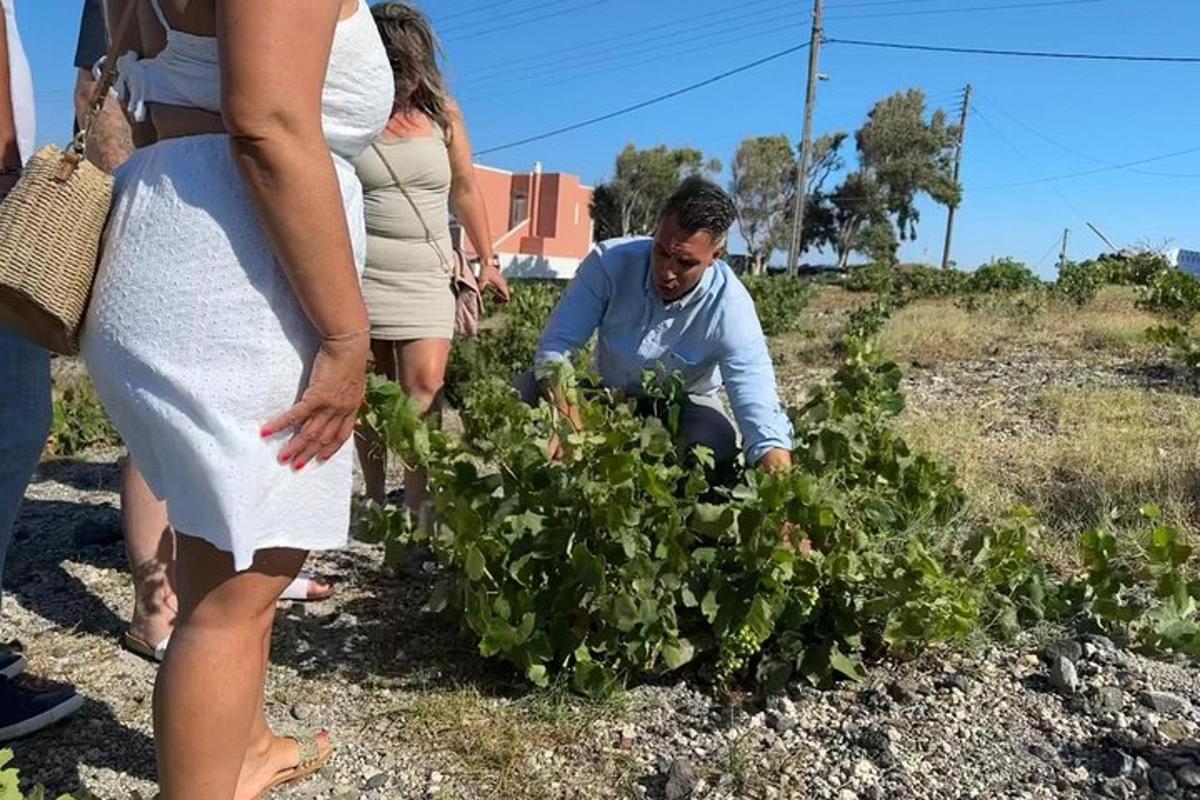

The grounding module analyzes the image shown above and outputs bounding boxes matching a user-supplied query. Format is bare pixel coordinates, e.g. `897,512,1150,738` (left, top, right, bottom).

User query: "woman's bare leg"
122,459,176,646
153,533,311,800
355,339,399,505
395,338,452,517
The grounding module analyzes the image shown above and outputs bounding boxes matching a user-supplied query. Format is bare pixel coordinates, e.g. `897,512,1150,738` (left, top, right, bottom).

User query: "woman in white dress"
82,0,391,796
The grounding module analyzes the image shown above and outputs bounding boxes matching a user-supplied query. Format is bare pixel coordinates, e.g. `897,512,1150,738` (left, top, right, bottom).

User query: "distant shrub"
844,263,893,294
741,275,811,336
966,258,1042,295
1139,268,1200,321
891,265,968,303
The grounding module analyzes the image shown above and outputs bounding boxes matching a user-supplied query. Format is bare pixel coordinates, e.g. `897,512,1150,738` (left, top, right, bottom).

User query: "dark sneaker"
0,676,83,741
0,650,25,679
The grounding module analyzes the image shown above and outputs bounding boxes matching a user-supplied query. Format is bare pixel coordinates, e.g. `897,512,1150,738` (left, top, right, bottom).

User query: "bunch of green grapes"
715,625,763,686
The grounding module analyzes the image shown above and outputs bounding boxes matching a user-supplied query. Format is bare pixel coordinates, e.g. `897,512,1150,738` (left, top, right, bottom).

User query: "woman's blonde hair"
371,2,449,131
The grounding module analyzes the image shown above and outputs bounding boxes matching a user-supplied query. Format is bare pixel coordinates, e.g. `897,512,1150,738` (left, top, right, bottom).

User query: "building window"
574,202,580,226
510,193,528,229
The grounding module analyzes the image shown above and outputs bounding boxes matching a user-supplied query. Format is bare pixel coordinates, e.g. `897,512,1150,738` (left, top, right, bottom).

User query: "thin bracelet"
323,329,370,343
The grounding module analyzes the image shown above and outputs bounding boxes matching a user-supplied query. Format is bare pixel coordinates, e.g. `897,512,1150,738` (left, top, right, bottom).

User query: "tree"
822,89,959,267
855,89,960,240
828,171,893,269
591,144,721,241
729,132,848,274
730,135,793,275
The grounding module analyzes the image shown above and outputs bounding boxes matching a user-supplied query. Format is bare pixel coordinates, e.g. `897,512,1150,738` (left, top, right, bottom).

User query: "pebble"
1177,764,1200,788
1048,655,1079,695
290,702,311,722
364,772,389,790
1149,767,1179,794
1091,686,1124,713
767,710,797,734
665,758,698,800
1160,719,1190,741
1139,690,1186,714
1099,749,1134,778
887,679,921,705
1042,640,1083,665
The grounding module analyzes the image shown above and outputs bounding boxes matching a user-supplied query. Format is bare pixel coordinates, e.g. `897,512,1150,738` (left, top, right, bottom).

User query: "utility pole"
786,0,825,276
940,84,972,270
1058,228,1070,270
1086,221,1119,254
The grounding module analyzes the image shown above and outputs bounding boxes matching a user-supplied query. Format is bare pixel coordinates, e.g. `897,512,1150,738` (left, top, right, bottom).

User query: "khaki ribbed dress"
354,129,456,341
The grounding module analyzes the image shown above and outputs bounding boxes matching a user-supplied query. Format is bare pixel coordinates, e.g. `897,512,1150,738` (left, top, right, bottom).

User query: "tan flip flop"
122,631,170,663
254,731,334,799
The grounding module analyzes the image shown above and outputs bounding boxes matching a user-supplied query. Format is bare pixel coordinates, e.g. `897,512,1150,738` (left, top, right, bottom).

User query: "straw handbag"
0,2,136,354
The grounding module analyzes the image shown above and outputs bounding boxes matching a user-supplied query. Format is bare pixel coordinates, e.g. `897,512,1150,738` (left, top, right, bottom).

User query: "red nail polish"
295,460,306,471
260,427,272,438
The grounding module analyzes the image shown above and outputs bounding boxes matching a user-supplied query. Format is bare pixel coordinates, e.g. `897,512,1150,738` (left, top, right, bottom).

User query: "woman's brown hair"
371,2,449,131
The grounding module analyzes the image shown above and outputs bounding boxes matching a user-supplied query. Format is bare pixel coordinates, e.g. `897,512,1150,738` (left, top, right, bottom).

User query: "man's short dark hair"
660,177,736,244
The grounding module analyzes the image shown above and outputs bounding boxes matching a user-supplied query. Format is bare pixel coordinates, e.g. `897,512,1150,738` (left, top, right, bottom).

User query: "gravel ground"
4,357,1200,800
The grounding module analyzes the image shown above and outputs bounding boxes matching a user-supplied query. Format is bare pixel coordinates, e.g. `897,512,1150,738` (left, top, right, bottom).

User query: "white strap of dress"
148,0,171,30
113,52,151,122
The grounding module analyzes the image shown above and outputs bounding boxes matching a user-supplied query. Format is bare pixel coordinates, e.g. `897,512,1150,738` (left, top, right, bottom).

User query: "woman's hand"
262,334,370,469
478,262,510,303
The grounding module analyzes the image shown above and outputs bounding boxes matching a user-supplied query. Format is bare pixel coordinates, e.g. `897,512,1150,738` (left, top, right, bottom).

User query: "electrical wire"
459,7,810,93
454,0,796,81
825,0,1103,20
459,17,811,105
826,37,1200,63
475,43,810,156
974,92,1200,178
443,0,613,43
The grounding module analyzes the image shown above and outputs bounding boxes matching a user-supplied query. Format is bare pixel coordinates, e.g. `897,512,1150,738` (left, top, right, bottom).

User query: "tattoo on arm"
74,69,134,174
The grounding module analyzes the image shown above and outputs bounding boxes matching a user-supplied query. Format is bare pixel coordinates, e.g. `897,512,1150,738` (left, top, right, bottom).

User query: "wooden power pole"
1059,228,1070,270
786,0,825,276
940,84,972,270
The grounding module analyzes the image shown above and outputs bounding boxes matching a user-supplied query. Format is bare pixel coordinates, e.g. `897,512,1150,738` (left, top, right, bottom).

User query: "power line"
436,0,582,30
474,43,810,156
455,0,795,81
433,0,527,24
969,103,1092,219
974,91,1200,178
976,140,1200,189
459,17,811,105
826,37,1200,63
443,0,612,43
459,6,809,93
825,0,1103,20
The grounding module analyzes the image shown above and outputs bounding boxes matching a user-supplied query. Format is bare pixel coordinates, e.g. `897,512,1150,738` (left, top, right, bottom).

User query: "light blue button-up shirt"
534,237,793,464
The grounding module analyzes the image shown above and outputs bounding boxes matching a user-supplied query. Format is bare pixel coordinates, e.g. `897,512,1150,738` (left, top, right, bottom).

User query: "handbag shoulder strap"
75,1,140,156
369,141,452,276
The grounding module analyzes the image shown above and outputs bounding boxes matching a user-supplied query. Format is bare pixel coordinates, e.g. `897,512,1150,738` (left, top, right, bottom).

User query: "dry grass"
897,386,1200,554
398,686,636,799
772,286,878,373
878,287,1167,366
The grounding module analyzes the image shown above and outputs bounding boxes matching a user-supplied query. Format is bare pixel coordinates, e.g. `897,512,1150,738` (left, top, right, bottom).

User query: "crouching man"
517,177,792,478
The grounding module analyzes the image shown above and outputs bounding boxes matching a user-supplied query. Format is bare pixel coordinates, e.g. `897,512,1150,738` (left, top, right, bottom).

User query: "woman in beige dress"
355,2,509,516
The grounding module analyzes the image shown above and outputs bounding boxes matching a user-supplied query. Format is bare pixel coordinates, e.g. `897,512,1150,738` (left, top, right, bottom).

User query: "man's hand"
757,448,792,473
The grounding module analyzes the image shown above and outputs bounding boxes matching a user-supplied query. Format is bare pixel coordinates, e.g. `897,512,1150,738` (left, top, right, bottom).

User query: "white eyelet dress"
81,0,393,571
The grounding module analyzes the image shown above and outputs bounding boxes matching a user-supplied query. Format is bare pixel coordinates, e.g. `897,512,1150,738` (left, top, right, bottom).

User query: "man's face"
651,215,723,302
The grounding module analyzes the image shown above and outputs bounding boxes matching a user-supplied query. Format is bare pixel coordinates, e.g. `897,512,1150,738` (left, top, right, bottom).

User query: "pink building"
465,162,594,279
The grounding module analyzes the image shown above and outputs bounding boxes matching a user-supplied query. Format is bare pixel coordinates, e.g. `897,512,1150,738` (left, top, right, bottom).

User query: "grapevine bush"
360,279,1200,697
443,281,563,407
739,275,811,337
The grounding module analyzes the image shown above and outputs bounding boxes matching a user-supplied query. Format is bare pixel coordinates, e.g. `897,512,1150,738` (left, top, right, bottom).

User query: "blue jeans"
0,328,52,604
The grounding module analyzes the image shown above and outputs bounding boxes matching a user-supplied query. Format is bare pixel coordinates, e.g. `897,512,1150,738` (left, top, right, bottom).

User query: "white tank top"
114,0,392,164
2,0,35,164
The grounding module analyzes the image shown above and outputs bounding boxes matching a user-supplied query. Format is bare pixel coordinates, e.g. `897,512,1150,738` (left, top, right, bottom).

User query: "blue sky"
14,0,1200,275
